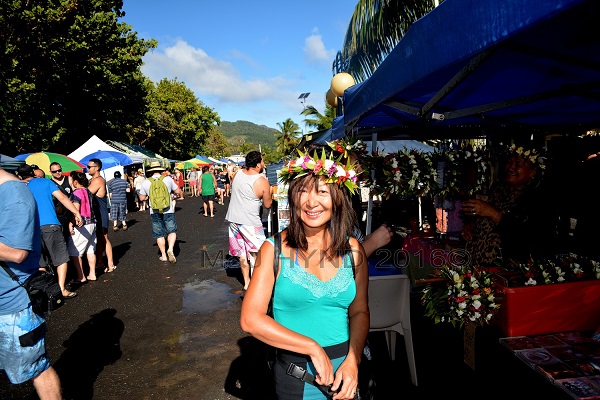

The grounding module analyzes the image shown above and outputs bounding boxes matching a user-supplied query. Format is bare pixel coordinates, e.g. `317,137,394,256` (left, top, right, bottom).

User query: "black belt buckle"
286,362,308,381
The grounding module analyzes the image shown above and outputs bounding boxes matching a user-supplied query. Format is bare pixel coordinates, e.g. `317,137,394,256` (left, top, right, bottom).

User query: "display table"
497,278,600,337
500,331,600,399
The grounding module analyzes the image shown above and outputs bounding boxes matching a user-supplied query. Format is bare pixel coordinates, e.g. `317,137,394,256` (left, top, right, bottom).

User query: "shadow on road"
53,309,124,400
224,336,276,400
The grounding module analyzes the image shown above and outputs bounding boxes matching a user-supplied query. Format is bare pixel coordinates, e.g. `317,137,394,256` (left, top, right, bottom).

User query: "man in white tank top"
225,151,272,290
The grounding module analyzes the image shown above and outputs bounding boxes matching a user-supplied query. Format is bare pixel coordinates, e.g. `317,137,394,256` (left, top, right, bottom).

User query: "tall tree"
136,78,220,160
301,104,335,132
201,127,230,158
0,0,157,155
275,118,301,156
333,0,441,82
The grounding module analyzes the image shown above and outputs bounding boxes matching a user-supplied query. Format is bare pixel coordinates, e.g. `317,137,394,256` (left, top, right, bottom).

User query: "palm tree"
334,0,442,82
301,104,335,132
275,118,301,156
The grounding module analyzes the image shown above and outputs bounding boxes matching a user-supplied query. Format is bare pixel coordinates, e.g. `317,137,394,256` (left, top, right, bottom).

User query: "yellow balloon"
330,72,355,97
326,88,338,107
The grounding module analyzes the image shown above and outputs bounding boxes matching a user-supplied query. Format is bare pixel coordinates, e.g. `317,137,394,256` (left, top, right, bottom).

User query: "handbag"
1,261,64,317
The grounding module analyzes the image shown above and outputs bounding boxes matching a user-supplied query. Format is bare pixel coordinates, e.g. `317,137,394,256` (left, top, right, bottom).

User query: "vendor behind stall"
461,144,560,266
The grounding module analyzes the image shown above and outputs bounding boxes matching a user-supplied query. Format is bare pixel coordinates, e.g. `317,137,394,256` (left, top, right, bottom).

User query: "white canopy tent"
68,135,145,182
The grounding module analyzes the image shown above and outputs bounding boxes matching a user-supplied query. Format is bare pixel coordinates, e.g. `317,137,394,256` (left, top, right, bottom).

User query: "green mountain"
219,120,278,149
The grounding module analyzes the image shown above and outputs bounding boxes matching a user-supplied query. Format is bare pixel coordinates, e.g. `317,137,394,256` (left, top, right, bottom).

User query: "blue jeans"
151,212,177,239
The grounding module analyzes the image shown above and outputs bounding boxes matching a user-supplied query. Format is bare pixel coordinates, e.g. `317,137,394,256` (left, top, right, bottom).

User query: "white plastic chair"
368,274,418,386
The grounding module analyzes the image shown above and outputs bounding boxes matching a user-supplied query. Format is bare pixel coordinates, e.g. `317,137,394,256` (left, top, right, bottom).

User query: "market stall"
318,0,600,383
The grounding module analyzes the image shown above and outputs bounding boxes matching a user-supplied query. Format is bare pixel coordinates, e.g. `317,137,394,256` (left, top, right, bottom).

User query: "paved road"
0,195,569,399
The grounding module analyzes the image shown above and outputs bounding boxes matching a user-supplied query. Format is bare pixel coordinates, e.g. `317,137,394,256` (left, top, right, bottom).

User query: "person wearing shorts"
139,162,183,264
17,164,82,299
200,165,217,217
0,167,62,399
188,168,199,197
224,151,272,290
107,171,130,231
68,172,98,282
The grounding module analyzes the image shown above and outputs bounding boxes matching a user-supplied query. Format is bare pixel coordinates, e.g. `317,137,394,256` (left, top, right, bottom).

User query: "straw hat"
147,161,165,173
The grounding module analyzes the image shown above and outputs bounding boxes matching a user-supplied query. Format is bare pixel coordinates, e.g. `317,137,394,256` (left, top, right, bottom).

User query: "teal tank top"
266,237,356,348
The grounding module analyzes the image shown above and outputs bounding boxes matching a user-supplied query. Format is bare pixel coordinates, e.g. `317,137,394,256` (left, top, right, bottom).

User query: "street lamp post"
298,92,310,136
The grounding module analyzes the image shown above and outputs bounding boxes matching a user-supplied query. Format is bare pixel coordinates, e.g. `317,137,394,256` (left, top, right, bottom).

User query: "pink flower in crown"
323,159,336,176
301,155,311,169
314,159,324,173
327,163,338,176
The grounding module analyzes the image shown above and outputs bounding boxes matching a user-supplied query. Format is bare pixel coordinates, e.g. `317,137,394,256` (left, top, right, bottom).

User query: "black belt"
275,341,358,400
276,358,338,399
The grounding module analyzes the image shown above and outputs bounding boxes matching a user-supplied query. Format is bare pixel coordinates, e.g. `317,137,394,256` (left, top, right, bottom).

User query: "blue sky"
120,1,357,131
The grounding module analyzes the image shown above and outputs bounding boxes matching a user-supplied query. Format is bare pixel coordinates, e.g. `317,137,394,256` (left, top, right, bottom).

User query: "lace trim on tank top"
281,253,354,299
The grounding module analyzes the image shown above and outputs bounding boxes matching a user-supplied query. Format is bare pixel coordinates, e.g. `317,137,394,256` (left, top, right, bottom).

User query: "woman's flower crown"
278,149,359,194
507,144,545,169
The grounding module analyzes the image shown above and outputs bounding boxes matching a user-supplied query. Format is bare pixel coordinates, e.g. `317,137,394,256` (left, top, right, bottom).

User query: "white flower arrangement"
422,265,502,328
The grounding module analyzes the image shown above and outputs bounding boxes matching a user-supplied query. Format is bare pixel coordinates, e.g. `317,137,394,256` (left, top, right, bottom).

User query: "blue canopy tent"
331,0,600,141
327,0,600,234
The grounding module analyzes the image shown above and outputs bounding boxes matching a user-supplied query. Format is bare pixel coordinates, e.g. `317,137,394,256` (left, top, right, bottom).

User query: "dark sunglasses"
86,165,97,169
51,169,62,173
30,164,39,169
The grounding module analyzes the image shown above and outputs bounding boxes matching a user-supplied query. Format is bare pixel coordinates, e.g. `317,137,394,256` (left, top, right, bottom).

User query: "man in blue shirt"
17,164,82,299
0,167,62,399
107,171,131,231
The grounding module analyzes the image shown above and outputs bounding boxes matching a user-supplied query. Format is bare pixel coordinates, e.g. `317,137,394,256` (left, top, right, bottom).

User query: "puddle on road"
182,279,239,314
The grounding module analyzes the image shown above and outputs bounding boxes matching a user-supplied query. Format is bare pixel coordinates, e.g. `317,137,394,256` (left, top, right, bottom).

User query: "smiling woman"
240,145,369,400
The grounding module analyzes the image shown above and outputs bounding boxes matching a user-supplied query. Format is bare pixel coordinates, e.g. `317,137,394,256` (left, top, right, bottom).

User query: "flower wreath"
278,148,360,194
363,148,437,199
506,144,546,170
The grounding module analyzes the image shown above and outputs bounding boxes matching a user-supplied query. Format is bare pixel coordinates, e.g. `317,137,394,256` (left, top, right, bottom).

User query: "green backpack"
149,175,171,213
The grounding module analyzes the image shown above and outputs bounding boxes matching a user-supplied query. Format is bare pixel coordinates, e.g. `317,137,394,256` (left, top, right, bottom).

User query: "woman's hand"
331,359,359,399
462,199,495,219
309,346,335,388
462,199,503,224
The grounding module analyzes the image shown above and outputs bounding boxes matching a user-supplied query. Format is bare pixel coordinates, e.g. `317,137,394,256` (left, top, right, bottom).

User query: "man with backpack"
139,161,182,263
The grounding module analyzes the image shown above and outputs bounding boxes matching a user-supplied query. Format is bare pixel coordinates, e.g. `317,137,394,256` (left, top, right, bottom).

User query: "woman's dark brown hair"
70,171,89,187
285,174,357,257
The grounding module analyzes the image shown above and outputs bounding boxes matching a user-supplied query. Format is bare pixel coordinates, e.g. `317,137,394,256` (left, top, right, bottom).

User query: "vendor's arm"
361,224,393,258
240,237,334,387
331,238,369,399
462,199,503,224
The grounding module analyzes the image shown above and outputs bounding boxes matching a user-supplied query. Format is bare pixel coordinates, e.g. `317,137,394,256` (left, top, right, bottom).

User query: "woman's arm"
331,238,369,398
240,238,335,387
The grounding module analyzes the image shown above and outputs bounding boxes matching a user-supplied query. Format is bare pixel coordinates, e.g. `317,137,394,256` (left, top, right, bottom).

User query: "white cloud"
303,29,335,62
139,39,328,127
142,40,295,103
